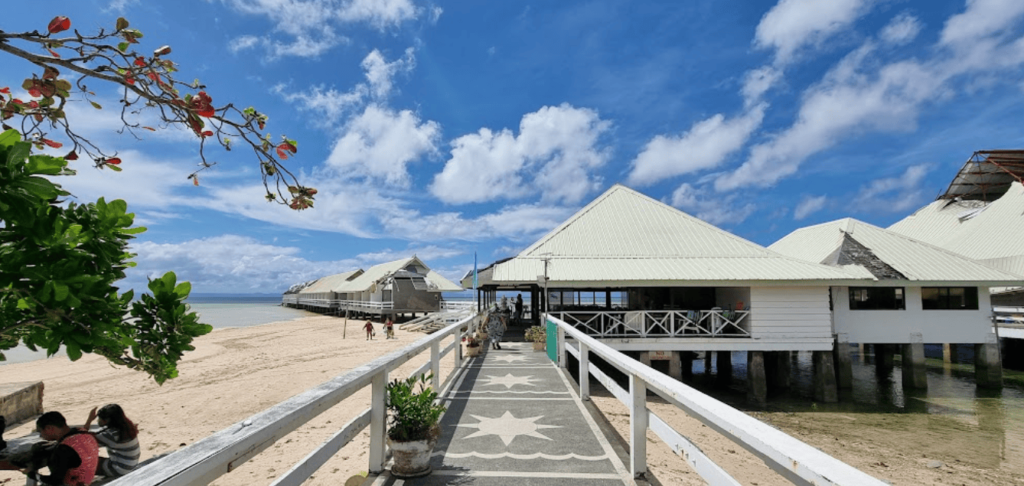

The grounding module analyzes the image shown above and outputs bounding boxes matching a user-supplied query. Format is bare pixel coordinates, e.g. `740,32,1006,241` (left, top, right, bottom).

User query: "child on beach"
364,320,375,340
385,319,395,339
83,404,140,479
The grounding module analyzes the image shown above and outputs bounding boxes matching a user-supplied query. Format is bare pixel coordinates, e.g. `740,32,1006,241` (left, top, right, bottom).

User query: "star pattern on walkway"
492,354,528,363
457,411,561,446
481,373,538,389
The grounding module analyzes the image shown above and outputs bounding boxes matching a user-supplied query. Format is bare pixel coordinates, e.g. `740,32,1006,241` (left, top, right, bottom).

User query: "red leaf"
47,48,61,59
28,88,42,98
124,75,136,85
154,45,172,56
276,142,296,159
0,87,9,94
201,130,213,137
42,139,63,149
26,101,39,109
142,126,156,131
134,57,146,67
48,16,71,34
193,175,200,186
106,157,122,165
65,150,78,160
197,108,214,117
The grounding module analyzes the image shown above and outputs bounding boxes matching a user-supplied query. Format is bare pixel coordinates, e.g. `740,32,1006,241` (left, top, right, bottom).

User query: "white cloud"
431,104,611,205
229,35,260,53
222,0,421,59
106,0,138,12
52,150,200,210
853,164,930,213
793,195,828,220
628,104,765,186
880,13,923,45
325,104,441,186
940,0,1024,48
361,48,416,99
670,183,757,226
381,203,576,242
755,0,874,65
742,66,782,106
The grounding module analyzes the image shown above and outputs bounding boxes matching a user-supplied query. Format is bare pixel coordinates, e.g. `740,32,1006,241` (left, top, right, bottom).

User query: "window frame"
848,286,906,310
921,287,979,310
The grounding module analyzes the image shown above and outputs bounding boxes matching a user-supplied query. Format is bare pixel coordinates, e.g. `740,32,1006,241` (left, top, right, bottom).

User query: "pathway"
378,342,633,485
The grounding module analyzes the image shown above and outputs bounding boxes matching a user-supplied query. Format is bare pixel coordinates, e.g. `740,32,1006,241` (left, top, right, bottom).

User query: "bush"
525,326,546,343
386,374,446,442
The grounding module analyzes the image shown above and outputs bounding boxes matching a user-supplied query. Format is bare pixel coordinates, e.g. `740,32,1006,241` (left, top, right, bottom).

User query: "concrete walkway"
378,342,633,485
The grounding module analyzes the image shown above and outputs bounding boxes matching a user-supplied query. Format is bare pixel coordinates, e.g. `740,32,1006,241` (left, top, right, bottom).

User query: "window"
922,287,979,310
849,287,905,310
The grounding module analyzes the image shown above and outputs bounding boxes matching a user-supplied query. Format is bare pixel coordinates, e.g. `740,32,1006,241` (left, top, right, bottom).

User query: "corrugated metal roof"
772,218,1023,283
333,257,464,292
493,185,861,284
425,270,464,292
298,269,363,294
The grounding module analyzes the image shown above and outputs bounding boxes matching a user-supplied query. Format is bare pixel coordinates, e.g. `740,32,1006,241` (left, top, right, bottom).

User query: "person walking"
363,320,375,340
515,294,524,325
487,311,507,350
385,319,395,339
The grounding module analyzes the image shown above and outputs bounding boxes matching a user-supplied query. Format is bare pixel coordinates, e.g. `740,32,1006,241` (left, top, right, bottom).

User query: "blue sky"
4,0,1024,294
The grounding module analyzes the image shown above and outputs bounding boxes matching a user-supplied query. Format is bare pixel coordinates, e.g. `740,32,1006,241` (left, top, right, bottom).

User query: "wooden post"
775,351,792,389
942,343,952,363
834,334,853,389
431,341,440,391
669,351,682,381
629,374,647,479
813,351,839,403
579,343,590,401
716,350,732,385
369,370,387,473
747,351,767,408
902,333,927,389
704,351,713,377
343,309,349,339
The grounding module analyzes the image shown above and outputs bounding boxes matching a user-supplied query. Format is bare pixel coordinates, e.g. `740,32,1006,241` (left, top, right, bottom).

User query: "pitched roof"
335,256,463,293
297,269,364,294
770,218,1024,284
493,185,861,284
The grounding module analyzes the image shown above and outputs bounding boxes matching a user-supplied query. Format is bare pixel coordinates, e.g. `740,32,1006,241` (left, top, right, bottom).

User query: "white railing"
110,313,481,486
336,299,395,311
440,300,477,312
281,295,299,305
548,315,885,485
554,309,750,338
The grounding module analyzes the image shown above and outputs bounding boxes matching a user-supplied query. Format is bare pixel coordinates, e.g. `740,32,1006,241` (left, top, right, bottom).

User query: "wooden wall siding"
749,287,833,339
391,279,440,312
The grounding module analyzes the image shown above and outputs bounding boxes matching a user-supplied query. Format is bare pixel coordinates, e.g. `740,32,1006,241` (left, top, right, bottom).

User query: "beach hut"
472,184,865,404
770,218,1022,388
294,269,365,309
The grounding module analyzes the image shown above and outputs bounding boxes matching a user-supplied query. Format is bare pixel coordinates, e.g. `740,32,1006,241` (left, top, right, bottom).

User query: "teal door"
546,317,557,362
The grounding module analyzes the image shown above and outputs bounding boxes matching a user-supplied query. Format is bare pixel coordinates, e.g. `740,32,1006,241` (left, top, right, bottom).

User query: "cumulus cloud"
793,195,828,220
325,104,441,186
852,164,930,213
880,13,923,45
939,0,1024,48
223,0,422,60
380,203,576,242
628,104,765,186
430,104,611,205
755,0,875,65
669,183,757,226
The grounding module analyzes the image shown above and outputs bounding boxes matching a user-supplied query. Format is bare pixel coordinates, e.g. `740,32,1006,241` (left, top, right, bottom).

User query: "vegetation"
0,14,313,382
386,374,446,442
525,325,547,343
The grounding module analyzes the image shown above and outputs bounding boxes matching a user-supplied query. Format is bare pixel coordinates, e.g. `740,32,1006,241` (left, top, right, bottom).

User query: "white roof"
493,185,862,285
336,256,463,293
889,182,1024,277
298,269,364,294
770,218,1023,284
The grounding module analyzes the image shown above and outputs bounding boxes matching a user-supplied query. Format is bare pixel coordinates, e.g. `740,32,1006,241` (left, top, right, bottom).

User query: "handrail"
110,313,481,486
554,309,750,338
549,315,885,485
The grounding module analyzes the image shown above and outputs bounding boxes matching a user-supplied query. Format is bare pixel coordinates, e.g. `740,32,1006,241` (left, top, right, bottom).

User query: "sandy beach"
3,316,1022,486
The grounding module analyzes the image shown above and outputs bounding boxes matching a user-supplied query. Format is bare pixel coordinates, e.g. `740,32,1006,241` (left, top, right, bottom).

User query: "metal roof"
889,182,1024,277
771,218,1024,284
298,269,364,294
940,150,1024,201
492,185,862,285
335,256,464,293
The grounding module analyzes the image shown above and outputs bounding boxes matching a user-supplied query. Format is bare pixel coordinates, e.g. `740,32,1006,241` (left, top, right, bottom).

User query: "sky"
3,0,1024,294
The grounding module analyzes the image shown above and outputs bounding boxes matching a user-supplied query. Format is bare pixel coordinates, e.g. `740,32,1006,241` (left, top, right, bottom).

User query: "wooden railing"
109,313,481,486
553,309,750,338
548,315,885,485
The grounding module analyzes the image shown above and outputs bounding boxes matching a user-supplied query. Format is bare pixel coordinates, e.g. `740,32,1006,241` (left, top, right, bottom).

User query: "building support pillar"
902,333,928,389
773,351,791,390
704,351,713,377
747,351,767,408
834,334,853,389
942,343,953,363
975,335,1003,389
876,344,895,377
681,352,693,381
668,351,682,381
639,351,651,368
813,351,839,403
716,351,732,385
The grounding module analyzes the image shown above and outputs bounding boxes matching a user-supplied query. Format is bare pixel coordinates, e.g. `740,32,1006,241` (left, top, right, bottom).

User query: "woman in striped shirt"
83,404,141,478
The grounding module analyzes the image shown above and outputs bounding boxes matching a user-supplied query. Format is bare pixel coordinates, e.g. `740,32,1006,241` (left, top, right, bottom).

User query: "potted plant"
386,374,446,478
463,335,483,357
525,325,547,351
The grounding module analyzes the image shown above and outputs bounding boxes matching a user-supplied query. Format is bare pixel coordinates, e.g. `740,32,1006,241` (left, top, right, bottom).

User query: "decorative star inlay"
457,411,561,446
481,373,538,389
493,354,528,363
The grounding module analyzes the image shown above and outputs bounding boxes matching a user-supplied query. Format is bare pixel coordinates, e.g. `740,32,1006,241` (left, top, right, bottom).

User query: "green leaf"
53,282,69,302
116,17,130,30
90,101,102,110
174,281,192,299
66,342,82,361
13,176,60,200
6,140,30,167
118,42,129,52
107,164,122,172
121,226,147,235
0,129,20,147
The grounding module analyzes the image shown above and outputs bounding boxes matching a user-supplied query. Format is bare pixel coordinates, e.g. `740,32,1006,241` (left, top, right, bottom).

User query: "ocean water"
1,297,315,365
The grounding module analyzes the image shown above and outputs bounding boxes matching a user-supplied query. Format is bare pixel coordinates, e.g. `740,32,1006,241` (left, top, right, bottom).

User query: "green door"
546,317,557,362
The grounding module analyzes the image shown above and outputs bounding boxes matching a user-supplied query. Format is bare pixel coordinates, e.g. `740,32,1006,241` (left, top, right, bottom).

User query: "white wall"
831,286,993,343
715,287,750,310
748,287,833,340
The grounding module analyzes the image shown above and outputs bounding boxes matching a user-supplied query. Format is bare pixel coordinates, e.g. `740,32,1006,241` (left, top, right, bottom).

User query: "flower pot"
475,332,488,341
465,345,482,357
532,341,546,352
388,436,438,478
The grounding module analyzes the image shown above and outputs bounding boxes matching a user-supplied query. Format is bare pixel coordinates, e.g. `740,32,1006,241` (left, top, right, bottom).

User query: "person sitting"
83,404,140,479
0,411,99,486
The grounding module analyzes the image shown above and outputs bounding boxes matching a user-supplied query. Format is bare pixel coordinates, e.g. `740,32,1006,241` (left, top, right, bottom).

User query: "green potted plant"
386,374,447,478
525,325,547,351
463,335,483,357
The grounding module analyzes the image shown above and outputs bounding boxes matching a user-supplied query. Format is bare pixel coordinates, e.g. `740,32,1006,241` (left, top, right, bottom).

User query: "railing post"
629,374,647,479
431,340,440,390
455,326,463,366
579,343,590,401
557,325,566,369
369,370,388,474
